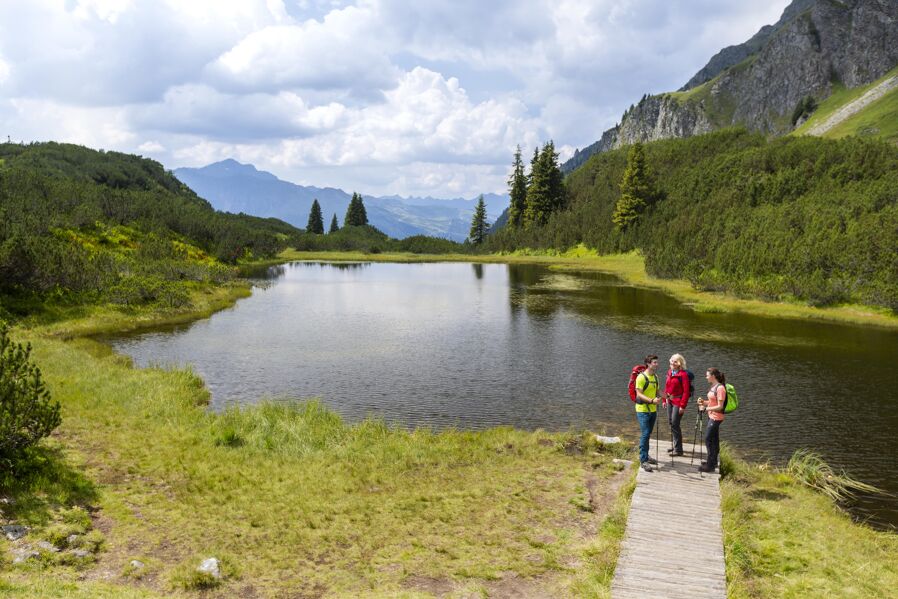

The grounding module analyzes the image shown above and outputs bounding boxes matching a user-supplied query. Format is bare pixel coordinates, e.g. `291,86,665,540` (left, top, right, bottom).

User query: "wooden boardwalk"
611,438,727,599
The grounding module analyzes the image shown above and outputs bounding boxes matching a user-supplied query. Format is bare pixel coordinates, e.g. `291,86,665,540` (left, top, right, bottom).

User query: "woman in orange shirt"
697,367,726,473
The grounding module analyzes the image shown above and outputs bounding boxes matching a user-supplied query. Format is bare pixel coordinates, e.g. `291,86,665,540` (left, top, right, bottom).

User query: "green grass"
720,446,898,598
822,84,898,143
793,65,898,139
1,322,633,597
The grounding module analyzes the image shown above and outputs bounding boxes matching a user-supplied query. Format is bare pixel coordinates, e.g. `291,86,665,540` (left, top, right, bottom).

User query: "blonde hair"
670,353,686,370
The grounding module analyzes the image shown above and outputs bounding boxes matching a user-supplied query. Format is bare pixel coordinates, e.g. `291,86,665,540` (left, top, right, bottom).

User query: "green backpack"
723,383,739,413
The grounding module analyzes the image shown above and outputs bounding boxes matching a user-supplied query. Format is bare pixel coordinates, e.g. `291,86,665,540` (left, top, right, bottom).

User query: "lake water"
107,261,898,529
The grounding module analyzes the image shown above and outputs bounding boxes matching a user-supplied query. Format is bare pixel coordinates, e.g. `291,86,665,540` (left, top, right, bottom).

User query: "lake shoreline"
5,255,896,597
278,248,898,330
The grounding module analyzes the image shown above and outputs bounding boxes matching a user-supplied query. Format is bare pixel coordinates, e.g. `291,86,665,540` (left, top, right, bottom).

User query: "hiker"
634,355,662,472
664,354,691,457
697,368,726,473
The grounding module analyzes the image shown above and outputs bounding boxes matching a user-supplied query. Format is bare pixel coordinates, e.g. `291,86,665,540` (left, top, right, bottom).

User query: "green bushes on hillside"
487,130,898,310
0,142,299,314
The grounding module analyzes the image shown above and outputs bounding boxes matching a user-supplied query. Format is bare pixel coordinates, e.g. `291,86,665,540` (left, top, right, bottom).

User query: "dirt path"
807,75,898,136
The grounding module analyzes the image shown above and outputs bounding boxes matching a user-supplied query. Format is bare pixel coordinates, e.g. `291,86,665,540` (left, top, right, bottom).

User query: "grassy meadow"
1,313,634,597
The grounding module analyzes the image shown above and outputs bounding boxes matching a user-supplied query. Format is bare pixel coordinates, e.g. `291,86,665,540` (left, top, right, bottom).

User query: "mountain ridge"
174,160,508,242
563,0,898,173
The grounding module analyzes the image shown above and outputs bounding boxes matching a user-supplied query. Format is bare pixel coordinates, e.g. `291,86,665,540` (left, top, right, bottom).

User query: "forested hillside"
488,129,898,311
0,142,299,316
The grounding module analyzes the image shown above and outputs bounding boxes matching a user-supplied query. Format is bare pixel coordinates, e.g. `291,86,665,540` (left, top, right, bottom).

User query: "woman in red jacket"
664,353,691,457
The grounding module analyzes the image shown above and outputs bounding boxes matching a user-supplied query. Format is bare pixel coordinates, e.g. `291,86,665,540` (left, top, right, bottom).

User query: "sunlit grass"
2,326,629,597
787,449,882,503
720,445,898,598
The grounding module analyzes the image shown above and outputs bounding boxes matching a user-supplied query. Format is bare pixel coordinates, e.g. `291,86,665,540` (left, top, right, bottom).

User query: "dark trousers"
705,418,722,470
667,403,684,452
636,410,657,463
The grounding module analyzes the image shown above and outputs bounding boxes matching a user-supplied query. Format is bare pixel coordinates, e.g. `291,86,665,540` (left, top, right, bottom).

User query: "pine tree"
344,192,369,227
1,322,61,463
329,213,339,233
523,142,564,228
612,142,658,230
507,145,527,227
469,195,490,244
307,199,324,234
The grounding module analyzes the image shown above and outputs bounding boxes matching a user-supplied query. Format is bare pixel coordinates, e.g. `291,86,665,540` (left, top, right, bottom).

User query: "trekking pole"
698,408,705,477
668,396,674,466
655,398,660,465
690,403,702,465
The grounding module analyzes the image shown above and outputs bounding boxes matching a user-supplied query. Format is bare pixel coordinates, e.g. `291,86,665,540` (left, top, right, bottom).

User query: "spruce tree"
344,192,369,227
523,142,563,228
612,142,658,230
469,195,489,244
356,194,368,226
507,145,527,227
329,213,339,233
307,199,324,234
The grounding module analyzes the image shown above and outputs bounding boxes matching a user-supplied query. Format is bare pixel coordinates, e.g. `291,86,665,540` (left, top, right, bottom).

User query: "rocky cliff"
563,0,898,172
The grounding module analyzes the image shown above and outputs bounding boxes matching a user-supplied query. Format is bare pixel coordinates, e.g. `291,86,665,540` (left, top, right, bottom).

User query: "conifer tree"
612,142,658,230
469,195,490,244
507,145,527,227
523,141,564,228
344,192,369,226
307,199,324,234
329,213,339,233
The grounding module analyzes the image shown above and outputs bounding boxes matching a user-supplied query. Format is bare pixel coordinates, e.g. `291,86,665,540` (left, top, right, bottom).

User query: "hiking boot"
669,450,684,457
698,465,715,473
641,462,654,473
666,447,676,454
645,457,658,465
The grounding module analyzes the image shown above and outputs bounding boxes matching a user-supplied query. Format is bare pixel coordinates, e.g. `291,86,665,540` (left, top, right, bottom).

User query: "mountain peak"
184,158,278,181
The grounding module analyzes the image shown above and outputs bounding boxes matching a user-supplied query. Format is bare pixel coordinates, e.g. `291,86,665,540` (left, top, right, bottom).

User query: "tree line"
488,129,898,311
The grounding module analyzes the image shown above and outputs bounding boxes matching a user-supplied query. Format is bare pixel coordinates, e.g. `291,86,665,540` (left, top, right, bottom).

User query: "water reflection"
106,261,898,528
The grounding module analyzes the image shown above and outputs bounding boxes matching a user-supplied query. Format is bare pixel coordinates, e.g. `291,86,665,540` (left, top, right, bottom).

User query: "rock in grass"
130,559,145,570
12,547,39,564
595,435,622,444
66,534,81,546
71,549,91,558
37,540,60,553
2,525,28,541
198,557,221,579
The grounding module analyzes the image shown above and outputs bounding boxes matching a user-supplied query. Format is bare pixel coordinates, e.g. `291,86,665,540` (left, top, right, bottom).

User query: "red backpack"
628,364,649,402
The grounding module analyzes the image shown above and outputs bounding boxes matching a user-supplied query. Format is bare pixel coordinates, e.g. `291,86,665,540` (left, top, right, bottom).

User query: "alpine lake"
105,261,898,529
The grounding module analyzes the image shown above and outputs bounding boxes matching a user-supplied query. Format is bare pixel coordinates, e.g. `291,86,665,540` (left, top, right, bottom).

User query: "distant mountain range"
562,0,898,173
173,160,507,242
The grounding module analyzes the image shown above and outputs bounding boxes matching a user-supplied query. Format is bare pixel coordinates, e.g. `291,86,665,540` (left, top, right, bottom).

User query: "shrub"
0,322,61,465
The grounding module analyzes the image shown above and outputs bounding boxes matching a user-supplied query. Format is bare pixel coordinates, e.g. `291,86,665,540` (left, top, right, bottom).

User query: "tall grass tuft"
787,449,881,502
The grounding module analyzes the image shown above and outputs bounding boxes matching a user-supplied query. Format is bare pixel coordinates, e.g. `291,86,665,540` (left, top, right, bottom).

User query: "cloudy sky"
0,0,789,198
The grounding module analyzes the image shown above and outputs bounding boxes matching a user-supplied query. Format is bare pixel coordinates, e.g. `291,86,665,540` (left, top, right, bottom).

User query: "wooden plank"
611,438,727,599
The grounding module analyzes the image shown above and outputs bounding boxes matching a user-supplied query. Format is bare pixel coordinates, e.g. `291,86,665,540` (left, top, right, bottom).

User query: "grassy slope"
281,249,898,330
2,311,634,597
720,449,898,598
792,65,898,142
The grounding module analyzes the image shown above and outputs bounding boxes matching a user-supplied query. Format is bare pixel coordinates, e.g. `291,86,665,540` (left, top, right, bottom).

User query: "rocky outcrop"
615,95,714,146
680,0,818,91
563,0,898,171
